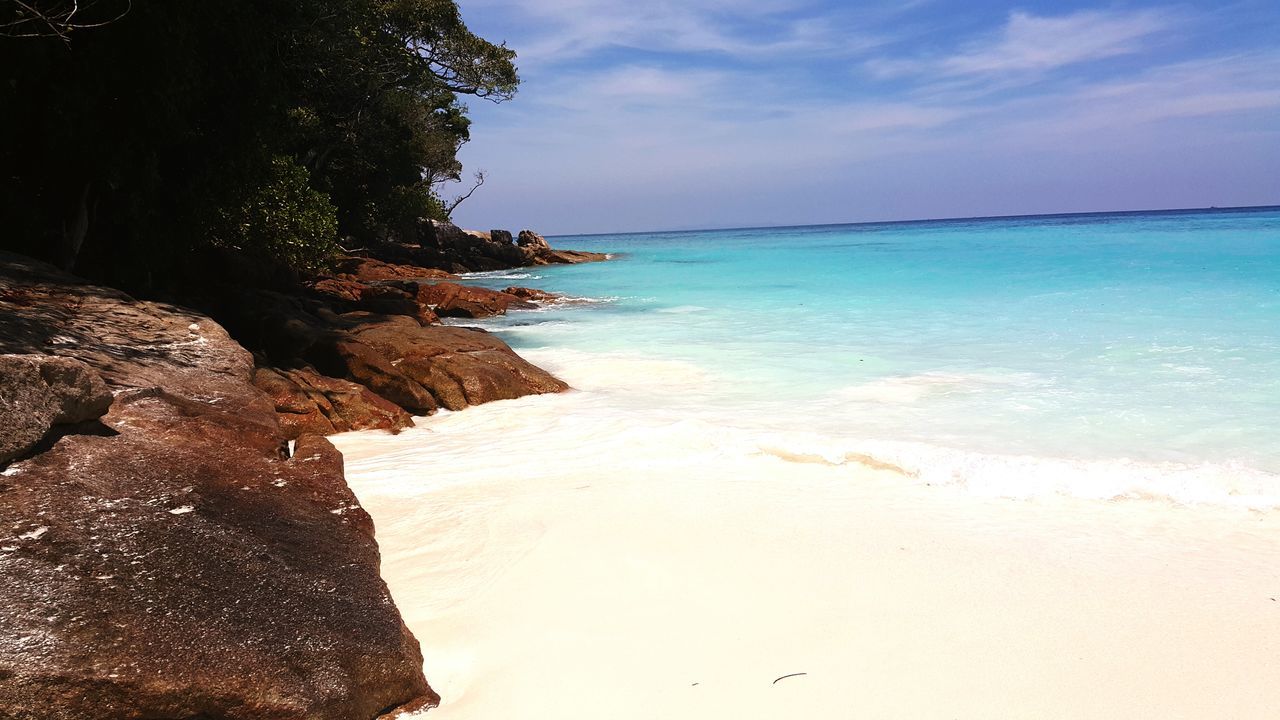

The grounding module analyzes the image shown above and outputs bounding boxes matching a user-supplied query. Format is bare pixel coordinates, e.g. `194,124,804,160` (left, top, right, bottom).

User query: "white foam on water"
333,355,1280,720
450,347,1280,509
457,270,541,280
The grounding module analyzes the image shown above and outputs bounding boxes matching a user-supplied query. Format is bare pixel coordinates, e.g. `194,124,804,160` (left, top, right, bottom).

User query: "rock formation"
0,355,112,464
0,252,435,719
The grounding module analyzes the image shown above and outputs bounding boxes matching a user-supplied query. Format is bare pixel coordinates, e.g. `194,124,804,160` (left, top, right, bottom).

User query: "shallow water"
457,207,1280,506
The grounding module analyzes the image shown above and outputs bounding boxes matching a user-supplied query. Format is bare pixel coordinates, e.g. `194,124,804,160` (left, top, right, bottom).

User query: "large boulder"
0,252,435,719
415,281,534,319
502,286,562,302
0,355,112,464
344,314,568,411
517,230,610,265
304,335,439,415
516,229,552,254
332,256,456,283
253,366,414,439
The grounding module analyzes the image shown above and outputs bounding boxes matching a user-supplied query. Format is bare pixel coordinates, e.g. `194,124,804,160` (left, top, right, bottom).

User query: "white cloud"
449,2,1279,233
463,0,894,67
867,8,1178,79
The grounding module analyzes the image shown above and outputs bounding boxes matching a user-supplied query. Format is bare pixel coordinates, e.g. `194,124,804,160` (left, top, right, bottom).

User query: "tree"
0,0,517,289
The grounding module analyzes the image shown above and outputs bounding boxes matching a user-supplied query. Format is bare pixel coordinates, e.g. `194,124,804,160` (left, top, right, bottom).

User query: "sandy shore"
331,384,1280,720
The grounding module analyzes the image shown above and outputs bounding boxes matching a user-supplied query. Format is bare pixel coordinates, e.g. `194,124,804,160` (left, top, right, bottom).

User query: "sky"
448,1,1280,235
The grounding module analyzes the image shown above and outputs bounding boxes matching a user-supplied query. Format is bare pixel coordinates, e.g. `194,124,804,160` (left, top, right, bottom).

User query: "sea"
447,207,1280,508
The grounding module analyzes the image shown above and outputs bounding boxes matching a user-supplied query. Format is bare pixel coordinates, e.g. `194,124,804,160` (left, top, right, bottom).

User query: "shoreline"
334,386,1280,719
0,227,604,718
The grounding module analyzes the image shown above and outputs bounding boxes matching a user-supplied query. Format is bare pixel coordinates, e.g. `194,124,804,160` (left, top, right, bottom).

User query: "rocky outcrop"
502,286,562,302
333,256,456,283
0,252,435,719
342,314,568,411
420,220,533,271
305,334,440,415
517,229,610,266
516,229,552,254
253,367,413,439
352,219,607,274
0,355,113,464
415,281,534,319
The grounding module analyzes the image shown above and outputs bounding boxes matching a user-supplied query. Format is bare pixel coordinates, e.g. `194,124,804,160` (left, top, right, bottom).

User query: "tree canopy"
0,0,517,289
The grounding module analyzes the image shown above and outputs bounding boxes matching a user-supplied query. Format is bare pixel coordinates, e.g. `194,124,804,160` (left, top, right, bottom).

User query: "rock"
345,315,568,411
0,354,113,464
332,256,456,283
540,248,612,265
416,281,534,319
516,230,609,265
502,286,561,302
356,221,604,274
0,252,435,719
516,229,552,253
310,277,366,304
421,220,535,270
309,278,439,326
305,334,439,415
253,367,414,439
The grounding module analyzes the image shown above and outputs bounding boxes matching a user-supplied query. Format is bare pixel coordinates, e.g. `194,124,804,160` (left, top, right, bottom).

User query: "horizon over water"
455,206,1280,507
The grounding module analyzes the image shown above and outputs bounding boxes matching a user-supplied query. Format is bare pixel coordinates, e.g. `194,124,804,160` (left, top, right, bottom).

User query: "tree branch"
443,170,485,218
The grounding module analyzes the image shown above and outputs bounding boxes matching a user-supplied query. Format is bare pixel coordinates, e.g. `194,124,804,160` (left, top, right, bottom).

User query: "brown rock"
253,367,414,439
252,366,338,437
310,277,366,303
305,335,439,415
0,252,435,719
416,281,534,319
490,229,514,244
539,248,612,265
516,230,610,265
310,277,439,326
516,229,552,253
502,286,562,302
0,354,113,464
333,256,456,283
346,315,568,410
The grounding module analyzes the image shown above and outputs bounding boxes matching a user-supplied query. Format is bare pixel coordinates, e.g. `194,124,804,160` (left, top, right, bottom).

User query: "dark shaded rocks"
0,252,435,719
416,281,534,319
351,218,606,274
253,367,413,439
0,354,113,464
418,220,533,271
346,315,568,411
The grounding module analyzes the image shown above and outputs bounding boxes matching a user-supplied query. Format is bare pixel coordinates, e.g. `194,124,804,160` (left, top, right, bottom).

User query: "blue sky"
449,1,1280,234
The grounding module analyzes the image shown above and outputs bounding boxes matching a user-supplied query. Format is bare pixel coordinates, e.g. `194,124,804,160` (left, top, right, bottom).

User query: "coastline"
334,382,1280,719
0,226,603,717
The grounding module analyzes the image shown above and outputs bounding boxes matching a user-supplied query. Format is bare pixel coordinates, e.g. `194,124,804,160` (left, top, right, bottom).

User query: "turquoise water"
461,207,1280,503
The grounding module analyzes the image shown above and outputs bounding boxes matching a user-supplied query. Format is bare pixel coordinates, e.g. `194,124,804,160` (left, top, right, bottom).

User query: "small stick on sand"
772,673,807,684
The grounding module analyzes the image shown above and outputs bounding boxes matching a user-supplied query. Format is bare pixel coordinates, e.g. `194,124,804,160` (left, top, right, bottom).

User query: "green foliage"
213,157,340,273
0,0,517,291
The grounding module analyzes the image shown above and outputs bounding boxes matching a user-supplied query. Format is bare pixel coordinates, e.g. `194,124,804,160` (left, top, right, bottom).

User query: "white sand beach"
333,368,1280,719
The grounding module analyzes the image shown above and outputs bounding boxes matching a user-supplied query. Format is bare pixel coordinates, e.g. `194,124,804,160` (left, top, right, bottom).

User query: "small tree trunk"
61,181,92,271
